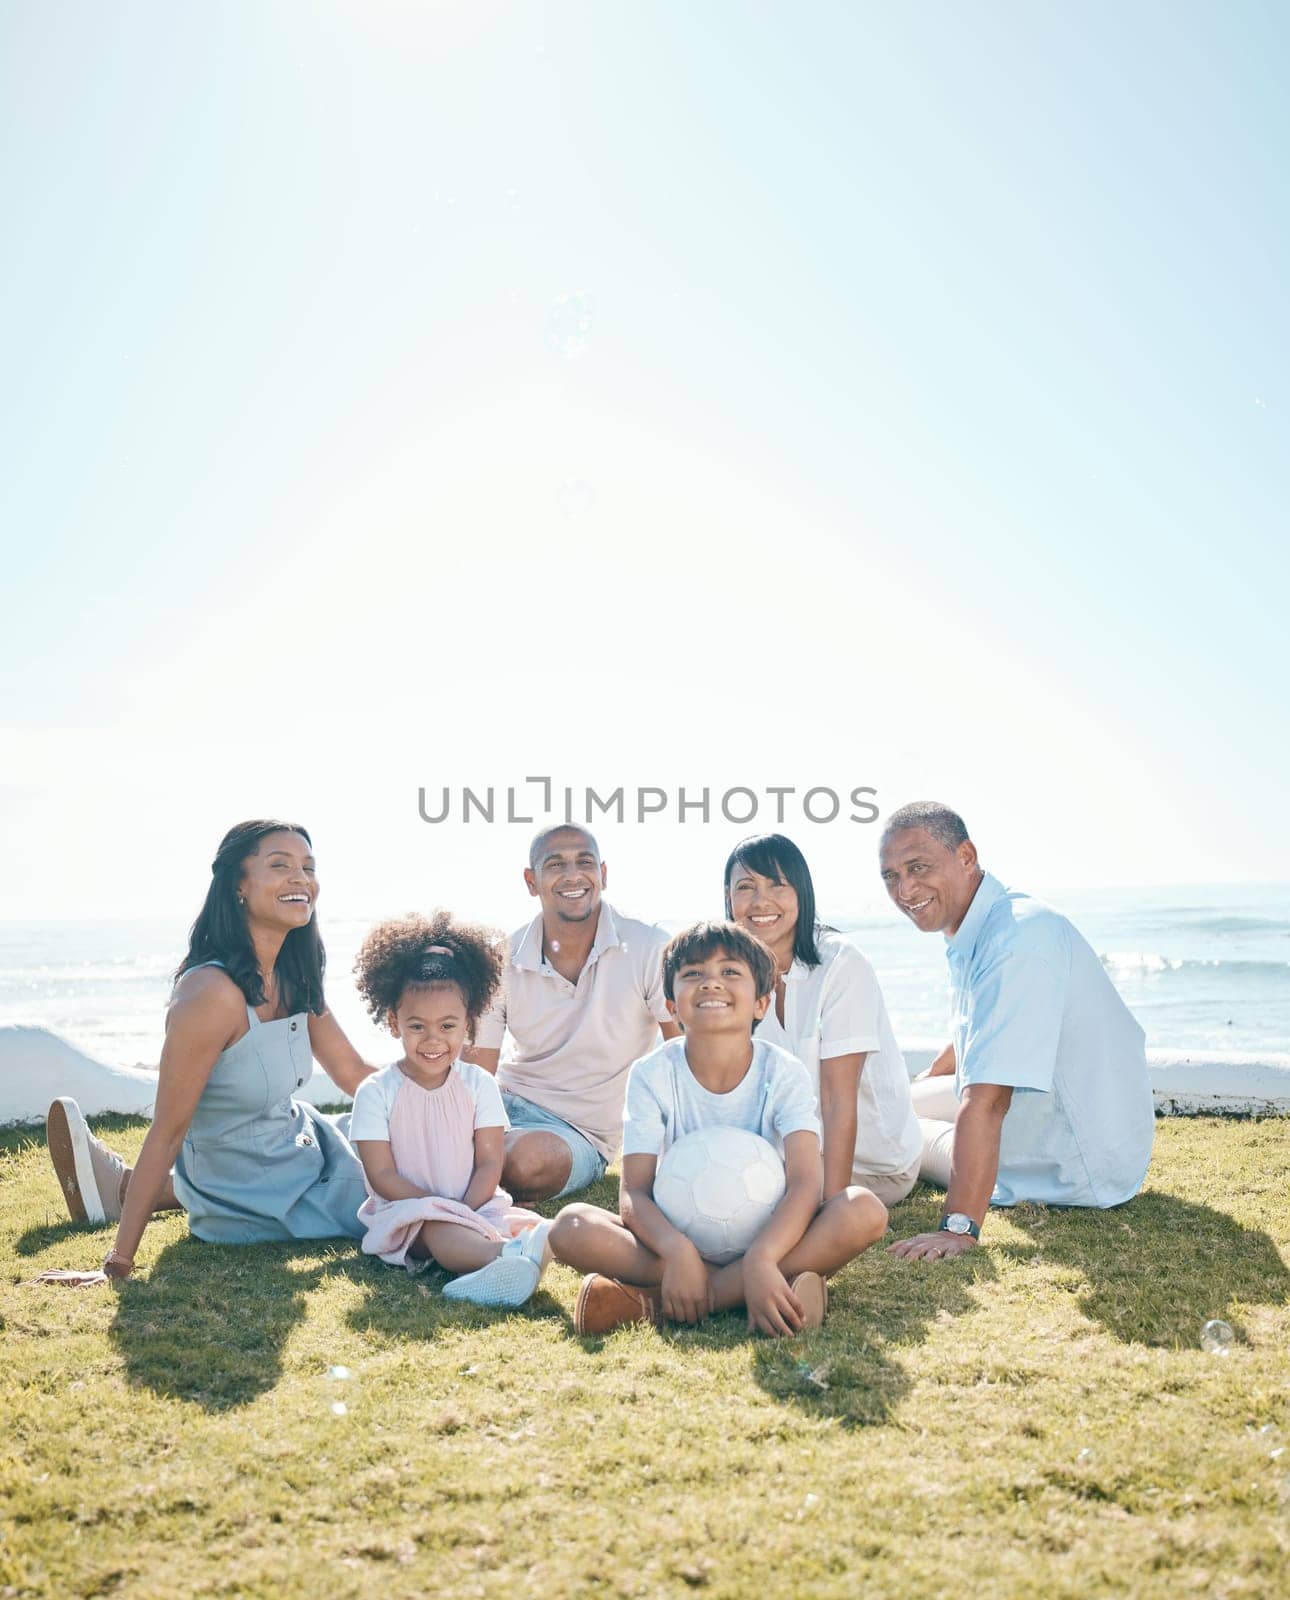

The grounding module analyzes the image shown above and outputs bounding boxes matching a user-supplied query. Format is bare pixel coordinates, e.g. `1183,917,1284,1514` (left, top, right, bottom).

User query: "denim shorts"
501,1091,608,1199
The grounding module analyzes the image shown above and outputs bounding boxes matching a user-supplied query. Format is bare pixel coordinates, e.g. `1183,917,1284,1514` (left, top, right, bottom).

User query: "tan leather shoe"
789,1271,828,1331
574,1274,663,1336
47,1098,127,1225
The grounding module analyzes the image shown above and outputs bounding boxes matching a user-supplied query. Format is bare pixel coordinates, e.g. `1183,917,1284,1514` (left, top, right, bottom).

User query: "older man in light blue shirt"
878,801,1154,1263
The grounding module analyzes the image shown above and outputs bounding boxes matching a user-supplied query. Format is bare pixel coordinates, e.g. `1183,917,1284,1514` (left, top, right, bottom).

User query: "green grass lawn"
2,1116,1288,1600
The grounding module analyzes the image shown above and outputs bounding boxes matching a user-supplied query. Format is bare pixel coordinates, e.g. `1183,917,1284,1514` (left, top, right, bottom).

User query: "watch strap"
938,1213,980,1240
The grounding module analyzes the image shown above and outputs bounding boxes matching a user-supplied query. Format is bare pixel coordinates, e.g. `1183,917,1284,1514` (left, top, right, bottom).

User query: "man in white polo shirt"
468,826,681,1201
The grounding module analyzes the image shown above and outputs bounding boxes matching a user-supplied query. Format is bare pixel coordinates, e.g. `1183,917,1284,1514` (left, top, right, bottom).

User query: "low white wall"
3,1023,1289,1127
0,1024,351,1127
1141,1051,1290,1117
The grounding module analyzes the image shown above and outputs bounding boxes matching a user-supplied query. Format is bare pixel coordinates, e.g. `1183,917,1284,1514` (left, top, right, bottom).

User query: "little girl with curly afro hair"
348,911,552,1307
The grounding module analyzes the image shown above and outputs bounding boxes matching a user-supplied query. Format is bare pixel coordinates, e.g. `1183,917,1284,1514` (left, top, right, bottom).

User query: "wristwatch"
938,1212,980,1240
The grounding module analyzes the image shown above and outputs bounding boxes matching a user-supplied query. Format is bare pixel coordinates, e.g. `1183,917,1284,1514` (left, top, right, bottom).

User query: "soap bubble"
1076,1448,1093,1462
325,1365,353,1382
545,291,595,359
556,479,595,517
794,1359,830,1392
1200,1319,1234,1355
330,1401,348,1417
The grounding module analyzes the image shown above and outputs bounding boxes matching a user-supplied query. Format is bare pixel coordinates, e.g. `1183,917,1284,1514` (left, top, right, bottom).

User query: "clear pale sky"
2,2,1286,925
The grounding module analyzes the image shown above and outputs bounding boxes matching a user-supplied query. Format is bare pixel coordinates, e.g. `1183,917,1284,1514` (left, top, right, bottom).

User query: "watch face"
944,1213,971,1234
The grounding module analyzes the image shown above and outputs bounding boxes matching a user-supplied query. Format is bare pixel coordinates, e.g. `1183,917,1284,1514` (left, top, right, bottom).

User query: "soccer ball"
653,1128,787,1265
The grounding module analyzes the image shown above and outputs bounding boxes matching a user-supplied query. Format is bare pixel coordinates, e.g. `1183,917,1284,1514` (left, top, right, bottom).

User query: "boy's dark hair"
723,831,824,969
662,920,777,1003
353,910,505,1042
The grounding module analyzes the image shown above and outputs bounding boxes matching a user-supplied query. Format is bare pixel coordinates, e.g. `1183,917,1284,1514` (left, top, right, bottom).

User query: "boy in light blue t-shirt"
549,920,889,1338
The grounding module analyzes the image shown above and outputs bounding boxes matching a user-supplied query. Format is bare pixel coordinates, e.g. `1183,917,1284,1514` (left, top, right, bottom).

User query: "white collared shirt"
754,929,923,1178
473,901,672,1160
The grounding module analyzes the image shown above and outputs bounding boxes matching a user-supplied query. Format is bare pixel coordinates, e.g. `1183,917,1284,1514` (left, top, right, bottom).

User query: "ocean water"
834,883,1290,1057
1,884,1286,1069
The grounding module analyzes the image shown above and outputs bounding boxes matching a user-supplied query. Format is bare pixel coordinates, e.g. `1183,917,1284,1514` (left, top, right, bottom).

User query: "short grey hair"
881,801,970,854
528,824,601,872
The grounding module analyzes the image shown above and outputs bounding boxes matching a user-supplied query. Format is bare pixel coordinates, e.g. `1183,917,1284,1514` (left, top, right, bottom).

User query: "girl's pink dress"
358,1066,541,1266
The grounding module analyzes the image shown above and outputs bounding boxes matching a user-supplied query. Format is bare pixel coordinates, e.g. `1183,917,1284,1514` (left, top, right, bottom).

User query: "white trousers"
910,1075,960,1189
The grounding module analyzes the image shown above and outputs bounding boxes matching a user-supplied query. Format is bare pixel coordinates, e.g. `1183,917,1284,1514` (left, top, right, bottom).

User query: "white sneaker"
502,1220,553,1273
442,1253,542,1308
46,1098,127,1225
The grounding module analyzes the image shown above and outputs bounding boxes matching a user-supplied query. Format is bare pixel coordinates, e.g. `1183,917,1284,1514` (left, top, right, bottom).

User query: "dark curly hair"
353,911,504,1042
662,919,778,1003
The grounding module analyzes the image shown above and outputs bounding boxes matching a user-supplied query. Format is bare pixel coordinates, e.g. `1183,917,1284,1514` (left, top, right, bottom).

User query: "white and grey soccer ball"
654,1128,787,1265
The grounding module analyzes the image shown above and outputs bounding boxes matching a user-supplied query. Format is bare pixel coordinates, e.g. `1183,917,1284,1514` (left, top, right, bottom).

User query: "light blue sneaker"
502,1220,553,1271
441,1252,541,1308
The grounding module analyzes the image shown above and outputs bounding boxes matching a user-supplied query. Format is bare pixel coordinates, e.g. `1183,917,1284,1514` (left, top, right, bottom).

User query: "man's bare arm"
914,1041,957,1082
889,1082,1013,1260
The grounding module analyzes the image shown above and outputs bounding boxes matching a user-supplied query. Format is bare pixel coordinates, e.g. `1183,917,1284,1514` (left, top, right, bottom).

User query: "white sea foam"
1101,951,1185,974
3,885,1288,1066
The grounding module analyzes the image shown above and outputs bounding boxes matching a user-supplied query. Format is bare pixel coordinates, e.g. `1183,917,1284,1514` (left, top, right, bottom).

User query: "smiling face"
666,948,772,1036
388,982,467,1076
237,830,318,933
524,827,606,925
727,862,800,950
879,827,981,937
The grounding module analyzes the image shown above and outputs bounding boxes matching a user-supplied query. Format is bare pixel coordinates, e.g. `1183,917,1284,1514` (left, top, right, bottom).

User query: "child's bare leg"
708,1187,888,1311
408,1222,504,1273
549,1203,665,1286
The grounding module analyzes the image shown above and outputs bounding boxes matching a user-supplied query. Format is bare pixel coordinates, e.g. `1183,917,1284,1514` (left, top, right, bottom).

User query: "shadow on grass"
106,1172,594,1407
1000,1188,1290,1348
11,1112,373,1412
755,1185,1001,1426
566,1183,999,1428
342,1265,568,1346
104,1235,376,1411
13,1121,623,1407
339,1171,614,1346
14,1215,95,1256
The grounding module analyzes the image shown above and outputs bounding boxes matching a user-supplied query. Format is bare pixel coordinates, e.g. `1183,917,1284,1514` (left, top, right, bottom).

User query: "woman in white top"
725,833,923,1207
